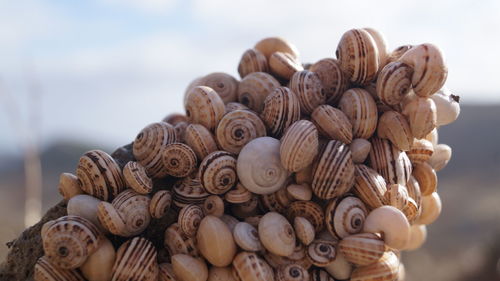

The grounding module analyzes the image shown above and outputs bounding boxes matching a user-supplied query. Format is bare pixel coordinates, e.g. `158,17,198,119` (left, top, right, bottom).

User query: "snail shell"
178,204,204,237
162,143,198,178
164,223,199,257
233,222,262,252
238,72,280,113
264,242,312,270
407,139,434,165
309,269,335,281
172,172,209,208
398,43,448,97
336,28,379,86
350,139,371,164
339,233,385,266
269,51,304,80
123,161,153,194
324,251,353,280
42,215,102,269
307,240,337,267
309,58,349,105
216,109,266,154
404,224,427,251
259,212,296,257
172,254,208,281
67,195,106,233
416,192,442,225
159,263,177,281
325,195,368,239
260,187,293,214
350,251,399,281
34,256,85,281
133,122,177,178
261,87,301,138
58,173,83,201
231,194,260,219
225,102,249,113
289,70,326,114
376,62,413,105
377,111,413,151
200,72,239,104
255,37,299,60
76,150,125,201
220,214,240,233
203,195,225,217
363,27,388,68
369,137,412,186
185,86,225,131
287,201,324,232
312,140,355,200
275,264,310,281
406,176,422,212
232,251,275,281
353,164,388,210
311,105,353,144
184,77,204,105
237,137,290,194
207,266,237,281
163,113,188,125
287,184,312,201
199,151,238,194
80,237,116,281
294,217,315,245
387,45,413,63
428,143,452,171
402,96,437,139
197,215,237,267
384,184,409,211
430,87,460,126
363,206,410,250
338,88,378,139
412,162,437,196
280,120,319,172
238,48,269,78
174,121,189,145
225,183,253,203
295,164,313,185
149,190,172,219
185,124,218,160
402,197,420,223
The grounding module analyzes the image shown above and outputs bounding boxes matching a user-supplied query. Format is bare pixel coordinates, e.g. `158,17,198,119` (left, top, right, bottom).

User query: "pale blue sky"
0,0,499,154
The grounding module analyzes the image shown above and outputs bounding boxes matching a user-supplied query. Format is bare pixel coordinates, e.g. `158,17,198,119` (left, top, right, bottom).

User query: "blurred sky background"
1,0,499,155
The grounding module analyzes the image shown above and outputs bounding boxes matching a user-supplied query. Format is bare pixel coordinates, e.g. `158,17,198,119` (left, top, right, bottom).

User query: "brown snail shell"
225,183,253,203
309,268,335,281
58,172,83,201
312,140,355,200
163,113,188,126
197,215,237,267
172,254,208,281
407,139,434,165
287,184,312,201
377,111,413,151
349,139,371,164
159,263,177,281
260,187,293,214
178,204,205,237
325,195,368,239
363,27,388,68
295,164,313,185
261,87,301,138
402,96,437,139
76,150,125,201
238,48,269,78
216,109,266,154
353,164,388,210
133,122,177,178
336,28,379,86
307,240,337,267
149,190,172,219
311,105,353,144
294,217,315,245
309,58,349,105
162,143,198,178
238,72,280,113
387,45,413,63
255,37,299,60
80,237,116,281
369,137,412,186
123,161,153,194
280,120,319,172
339,233,385,266
384,184,409,211
269,51,304,80
404,224,427,251
203,195,225,217
324,251,353,280
232,251,275,281
219,214,240,233
338,88,378,139
225,102,249,113
416,192,442,225
350,251,399,281
406,176,422,213
201,72,239,104
233,222,262,252
289,70,326,114
376,61,413,105
164,223,199,257
259,212,296,256
172,172,209,208
34,256,85,281
275,264,310,281
403,197,420,223
264,242,312,270
207,266,236,281
412,162,437,196
185,124,218,160
244,216,262,228
185,86,225,131
363,206,410,250
428,143,452,171
287,201,324,232
176,121,190,146
199,151,238,194
67,195,105,233
231,194,260,219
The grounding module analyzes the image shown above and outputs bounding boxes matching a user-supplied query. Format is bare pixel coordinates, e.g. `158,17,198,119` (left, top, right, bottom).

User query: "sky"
0,0,499,155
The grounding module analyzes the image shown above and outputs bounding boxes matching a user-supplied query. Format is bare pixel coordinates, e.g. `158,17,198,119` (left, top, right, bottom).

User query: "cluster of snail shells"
37,27,459,281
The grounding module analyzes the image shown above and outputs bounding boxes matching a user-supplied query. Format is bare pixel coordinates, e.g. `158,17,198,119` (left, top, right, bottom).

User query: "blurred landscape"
0,104,499,281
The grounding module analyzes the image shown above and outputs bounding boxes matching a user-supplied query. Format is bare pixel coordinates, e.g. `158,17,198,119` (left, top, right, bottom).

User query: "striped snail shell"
309,58,349,105
216,109,266,154
289,70,326,114
178,204,205,237
164,223,199,257
387,45,413,63
336,28,379,86
377,111,413,151
265,242,312,270
237,137,290,194
34,256,86,281
232,251,275,281
162,143,198,178
261,87,301,138
238,48,269,78
339,233,385,266
260,187,293,214
197,215,237,267
312,140,355,200
255,36,300,60
269,51,304,80
123,161,153,194
363,27,389,68
80,238,115,281
350,251,399,281
185,86,225,131
225,183,253,203
174,121,189,143
259,212,296,257
403,197,420,223
199,151,238,194
162,113,188,125
233,222,263,252
309,268,335,281
338,88,378,139
369,137,412,186
76,150,125,201
406,175,422,211
207,266,236,281
231,194,261,219
407,138,434,165
172,254,208,281
275,264,310,281
225,102,249,114
149,190,172,219
58,173,83,201
42,216,101,269
97,189,151,237
350,139,371,164
398,43,448,98
200,72,239,104
294,217,315,246
112,237,158,281
184,77,204,106
172,172,209,208
376,61,413,105
325,195,368,239
287,184,313,201
412,162,437,196
203,195,225,217
311,105,353,144
238,72,280,113
159,263,177,281
184,124,218,160
287,201,324,232
280,120,319,172
133,122,177,178
402,97,437,139
353,164,388,210
307,240,337,267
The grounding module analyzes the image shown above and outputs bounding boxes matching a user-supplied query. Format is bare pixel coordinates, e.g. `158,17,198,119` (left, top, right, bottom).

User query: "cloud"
100,0,178,13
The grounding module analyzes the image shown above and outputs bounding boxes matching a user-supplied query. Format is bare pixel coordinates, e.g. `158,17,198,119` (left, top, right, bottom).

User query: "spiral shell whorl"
199,151,238,195
162,143,198,178
216,109,266,154
325,196,368,239
261,87,301,138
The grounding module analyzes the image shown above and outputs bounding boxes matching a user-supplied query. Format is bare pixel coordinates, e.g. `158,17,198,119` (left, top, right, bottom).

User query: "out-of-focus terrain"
0,104,499,281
